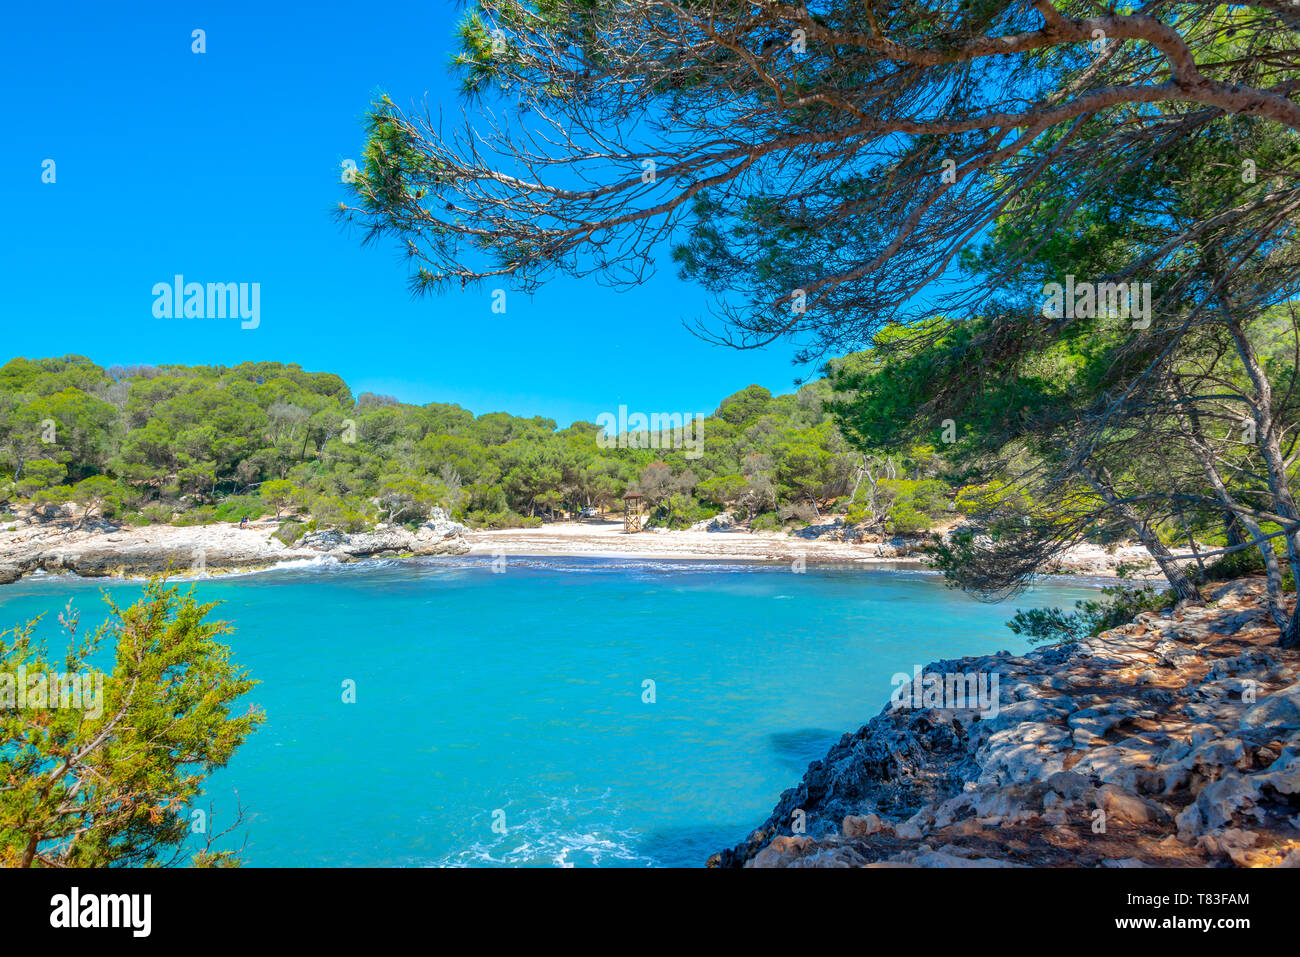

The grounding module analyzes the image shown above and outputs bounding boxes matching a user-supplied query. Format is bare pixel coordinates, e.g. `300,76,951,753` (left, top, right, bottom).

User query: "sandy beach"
0,511,1169,584
466,519,1161,578
464,519,912,563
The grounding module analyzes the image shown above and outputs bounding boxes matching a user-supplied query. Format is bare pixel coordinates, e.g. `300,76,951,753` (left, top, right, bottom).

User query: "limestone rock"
842,813,886,838
712,578,1300,869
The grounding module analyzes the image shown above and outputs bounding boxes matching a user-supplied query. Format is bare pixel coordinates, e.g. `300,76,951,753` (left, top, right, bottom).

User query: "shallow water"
0,557,1100,867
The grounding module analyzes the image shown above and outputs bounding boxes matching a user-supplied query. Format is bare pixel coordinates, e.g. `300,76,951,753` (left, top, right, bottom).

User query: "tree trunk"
1225,314,1300,638
1224,511,1246,549
1173,392,1290,632
1137,530,1202,604
20,831,39,868
1083,468,1201,603
1283,613,1300,649
848,454,866,503
1174,503,1206,579
75,505,95,531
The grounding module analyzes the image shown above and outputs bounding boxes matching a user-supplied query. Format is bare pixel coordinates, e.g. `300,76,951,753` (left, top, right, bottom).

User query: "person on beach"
239,516,249,529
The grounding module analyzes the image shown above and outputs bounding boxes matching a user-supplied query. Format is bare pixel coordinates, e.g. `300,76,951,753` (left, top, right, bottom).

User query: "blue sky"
2,0,807,427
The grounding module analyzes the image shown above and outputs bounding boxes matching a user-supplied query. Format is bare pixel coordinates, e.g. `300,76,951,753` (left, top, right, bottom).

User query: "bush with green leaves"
0,579,264,867
3,459,66,501
879,478,949,533
663,492,712,529
120,504,175,526
463,509,541,529
778,502,820,527
1192,539,1294,590
213,495,266,524
1007,585,1176,645
844,503,873,526
309,494,373,533
696,474,747,510
172,505,219,527
272,521,308,546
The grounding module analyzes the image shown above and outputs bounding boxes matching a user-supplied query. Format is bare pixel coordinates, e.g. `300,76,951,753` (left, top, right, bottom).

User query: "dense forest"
0,355,958,536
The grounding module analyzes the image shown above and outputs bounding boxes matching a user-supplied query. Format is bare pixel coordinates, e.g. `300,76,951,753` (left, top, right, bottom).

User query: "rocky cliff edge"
710,578,1300,868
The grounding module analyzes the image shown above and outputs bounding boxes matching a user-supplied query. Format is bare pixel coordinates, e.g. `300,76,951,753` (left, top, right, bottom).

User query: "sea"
0,556,1102,867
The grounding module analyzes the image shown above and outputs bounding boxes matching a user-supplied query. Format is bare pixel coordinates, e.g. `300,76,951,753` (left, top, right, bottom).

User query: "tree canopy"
0,356,906,533
339,1,1300,358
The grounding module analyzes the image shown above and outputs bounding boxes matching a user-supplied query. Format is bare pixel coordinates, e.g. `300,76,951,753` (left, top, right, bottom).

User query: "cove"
0,557,1102,867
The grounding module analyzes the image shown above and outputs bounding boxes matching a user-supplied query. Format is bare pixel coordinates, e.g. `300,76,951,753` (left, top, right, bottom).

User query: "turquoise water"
0,558,1100,867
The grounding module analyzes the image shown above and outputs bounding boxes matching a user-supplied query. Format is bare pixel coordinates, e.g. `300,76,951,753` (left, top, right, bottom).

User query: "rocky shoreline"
0,508,470,584
709,578,1300,868
0,512,1165,585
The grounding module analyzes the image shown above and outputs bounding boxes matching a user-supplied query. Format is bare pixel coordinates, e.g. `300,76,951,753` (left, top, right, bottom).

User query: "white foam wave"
427,791,656,869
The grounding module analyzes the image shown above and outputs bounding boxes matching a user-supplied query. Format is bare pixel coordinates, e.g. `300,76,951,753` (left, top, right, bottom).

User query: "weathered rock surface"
299,509,469,560
710,578,1300,868
689,511,736,532
0,507,469,582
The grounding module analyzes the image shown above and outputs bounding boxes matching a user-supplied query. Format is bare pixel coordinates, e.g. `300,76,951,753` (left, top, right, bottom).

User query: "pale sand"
464,520,903,564
463,520,1159,578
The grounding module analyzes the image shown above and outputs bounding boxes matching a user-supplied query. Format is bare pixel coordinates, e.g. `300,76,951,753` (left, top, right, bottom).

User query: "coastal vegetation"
0,356,944,535
0,580,263,867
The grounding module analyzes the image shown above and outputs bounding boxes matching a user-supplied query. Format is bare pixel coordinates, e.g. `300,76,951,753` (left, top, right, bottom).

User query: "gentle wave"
426,792,656,869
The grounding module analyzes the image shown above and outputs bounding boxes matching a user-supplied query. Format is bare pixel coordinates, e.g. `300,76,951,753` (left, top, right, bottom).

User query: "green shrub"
1194,543,1293,590
310,495,373,533
696,475,747,509
888,500,932,533
273,521,307,546
465,509,538,529
844,503,874,525
1199,547,1265,582
120,504,174,526
663,493,712,529
778,502,820,526
172,505,218,526
1007,584,1175,645
880,478,949,533
214,495,267,524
